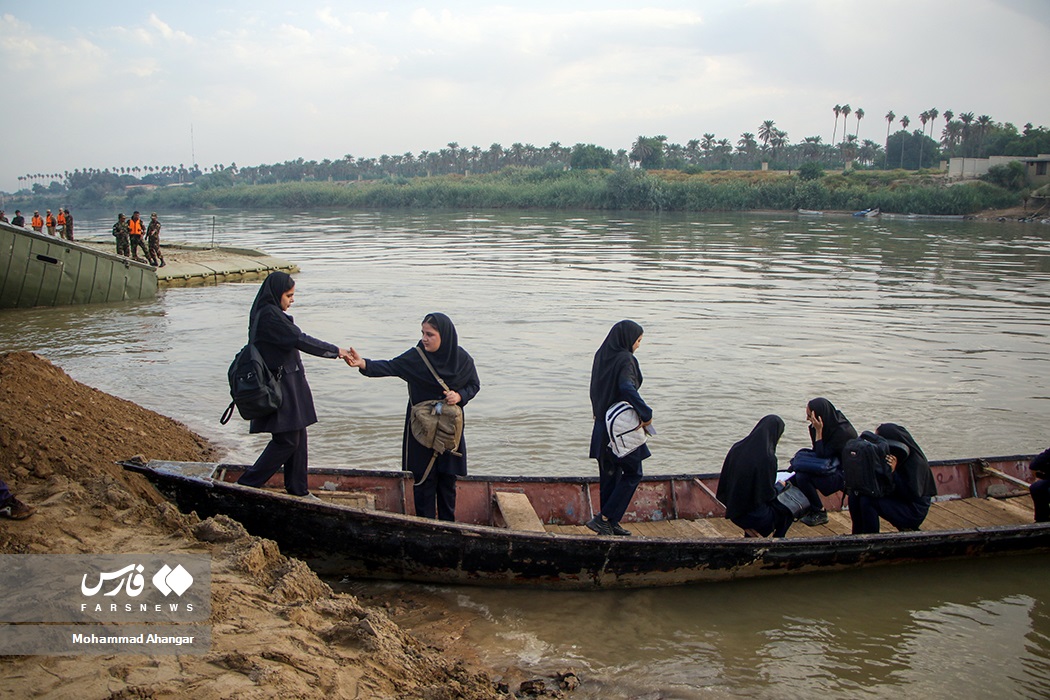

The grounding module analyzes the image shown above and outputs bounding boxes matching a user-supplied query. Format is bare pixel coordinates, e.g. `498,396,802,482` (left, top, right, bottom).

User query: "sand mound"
0,352,502,699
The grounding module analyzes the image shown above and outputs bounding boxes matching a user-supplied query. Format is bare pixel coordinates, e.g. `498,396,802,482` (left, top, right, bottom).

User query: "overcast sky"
2,0,1048,192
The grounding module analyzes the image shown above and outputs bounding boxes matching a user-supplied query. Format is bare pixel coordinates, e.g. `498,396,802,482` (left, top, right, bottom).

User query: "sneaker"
800,510,829,527
0,497,36,520
585,515,614,536
611,522,632,536
300,492,323,502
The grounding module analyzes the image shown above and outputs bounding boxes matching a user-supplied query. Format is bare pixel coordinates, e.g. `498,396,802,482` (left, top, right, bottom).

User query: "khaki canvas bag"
408,346,464,485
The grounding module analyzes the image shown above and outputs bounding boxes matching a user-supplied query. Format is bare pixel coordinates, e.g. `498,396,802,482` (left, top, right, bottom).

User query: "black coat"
246,274,340,434
360,313,480,478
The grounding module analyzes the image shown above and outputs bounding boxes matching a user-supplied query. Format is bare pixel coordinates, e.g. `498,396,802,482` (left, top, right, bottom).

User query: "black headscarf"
807,397,858,455
716,414,785,519
876,423,937,500
589,320,644,418
391,312,477,392
248,271,300,346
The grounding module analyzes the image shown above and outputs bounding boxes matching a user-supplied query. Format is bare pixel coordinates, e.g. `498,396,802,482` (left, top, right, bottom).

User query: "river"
2,208,1049,697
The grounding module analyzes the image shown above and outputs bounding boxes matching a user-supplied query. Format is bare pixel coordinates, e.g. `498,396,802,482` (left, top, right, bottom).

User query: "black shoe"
585,515,613,536
800,510,829,526
611,522,632,536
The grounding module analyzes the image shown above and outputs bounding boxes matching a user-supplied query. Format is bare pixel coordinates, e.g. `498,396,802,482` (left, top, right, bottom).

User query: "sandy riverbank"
0,352,573,699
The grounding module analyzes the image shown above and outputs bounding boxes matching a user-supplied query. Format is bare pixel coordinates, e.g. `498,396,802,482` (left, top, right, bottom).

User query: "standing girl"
587,320,652,536
348,313,480,521
236,272,353,497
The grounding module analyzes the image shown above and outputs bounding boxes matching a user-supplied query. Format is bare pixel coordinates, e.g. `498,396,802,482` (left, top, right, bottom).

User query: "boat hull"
123,458,1050,589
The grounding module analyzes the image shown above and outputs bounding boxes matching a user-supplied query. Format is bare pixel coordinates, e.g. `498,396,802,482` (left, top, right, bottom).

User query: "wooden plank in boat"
948,498,1032,526
967,496,1035,524
317,491,376,510
493,491,546,532
921,502,979,530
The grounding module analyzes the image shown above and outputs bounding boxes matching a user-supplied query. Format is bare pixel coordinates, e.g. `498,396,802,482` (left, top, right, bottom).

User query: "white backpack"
605,401,648,458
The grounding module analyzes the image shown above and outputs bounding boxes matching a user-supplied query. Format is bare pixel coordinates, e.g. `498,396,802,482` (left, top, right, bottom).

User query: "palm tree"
802,136,823,161
918,111,930,168
832,105,842,145
927,108,939,142
899,115,910,168
976,115,993,156
959,112,975,156
854,108,865,140
737,132,758,160
840,105,851,145
884,111,895,168
758,120,776,151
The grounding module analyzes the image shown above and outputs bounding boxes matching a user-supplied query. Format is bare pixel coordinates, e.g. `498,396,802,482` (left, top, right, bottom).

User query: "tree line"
11,110,1048,201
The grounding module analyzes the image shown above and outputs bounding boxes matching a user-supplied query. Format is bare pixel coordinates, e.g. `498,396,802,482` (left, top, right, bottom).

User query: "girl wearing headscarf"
586,320,652,536
793,397,858,526
236,272,353,497
849,423,938,534
716,415,793,538
348,313,480,521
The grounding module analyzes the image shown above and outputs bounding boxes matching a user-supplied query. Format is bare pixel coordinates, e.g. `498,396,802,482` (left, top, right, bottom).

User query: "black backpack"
219,318,283,425
842,431,894,497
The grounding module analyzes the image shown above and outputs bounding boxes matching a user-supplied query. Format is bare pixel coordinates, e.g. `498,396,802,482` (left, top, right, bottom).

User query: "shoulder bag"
408,346,464,485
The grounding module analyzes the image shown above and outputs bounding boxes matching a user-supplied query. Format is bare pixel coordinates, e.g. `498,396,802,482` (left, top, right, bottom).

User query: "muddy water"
2,208,1049,696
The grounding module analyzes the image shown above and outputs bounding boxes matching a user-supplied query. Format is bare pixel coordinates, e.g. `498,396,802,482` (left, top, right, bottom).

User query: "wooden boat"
121,455,1049,590
853,207,881,217
0,221,156,308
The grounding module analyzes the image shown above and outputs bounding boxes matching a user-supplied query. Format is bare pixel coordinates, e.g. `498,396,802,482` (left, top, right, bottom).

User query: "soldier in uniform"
146,212,165,267
112,213,131,257
45,210,56,235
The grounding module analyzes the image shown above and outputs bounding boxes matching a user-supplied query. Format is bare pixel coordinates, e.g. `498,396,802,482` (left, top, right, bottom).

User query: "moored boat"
121,455,1049,589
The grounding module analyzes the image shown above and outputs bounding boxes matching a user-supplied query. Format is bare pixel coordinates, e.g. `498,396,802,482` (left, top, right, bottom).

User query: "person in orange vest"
128,211,148,261
45,210,56,235
56,209,67,238
30,211,44,233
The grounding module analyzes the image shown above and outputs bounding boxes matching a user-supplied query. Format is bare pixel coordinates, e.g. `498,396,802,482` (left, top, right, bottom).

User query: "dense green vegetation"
9,111,1044,214
11,167,1015,216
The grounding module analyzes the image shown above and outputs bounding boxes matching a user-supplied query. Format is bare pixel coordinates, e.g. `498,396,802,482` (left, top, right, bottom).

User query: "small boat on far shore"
122,453,1049,590
853,207,881,217
797,209,824,216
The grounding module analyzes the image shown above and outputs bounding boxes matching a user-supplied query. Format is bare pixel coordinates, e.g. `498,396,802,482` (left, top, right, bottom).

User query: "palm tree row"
13,112,1048,197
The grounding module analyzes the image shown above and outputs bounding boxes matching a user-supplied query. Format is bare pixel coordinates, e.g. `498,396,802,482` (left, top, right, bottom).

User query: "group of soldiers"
1,208,74,240
111,211,165,267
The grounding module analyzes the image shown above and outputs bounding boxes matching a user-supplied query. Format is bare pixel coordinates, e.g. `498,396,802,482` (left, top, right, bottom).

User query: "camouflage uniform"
146,215,165,267
128,213,149,261
112,216,130,257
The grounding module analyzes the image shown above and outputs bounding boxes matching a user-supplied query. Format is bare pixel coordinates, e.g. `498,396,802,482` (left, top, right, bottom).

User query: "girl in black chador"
348,313,481,521
586,320,653,537
236,272,353,497
849,423,937,534
717,414,793,538
794,397,858,526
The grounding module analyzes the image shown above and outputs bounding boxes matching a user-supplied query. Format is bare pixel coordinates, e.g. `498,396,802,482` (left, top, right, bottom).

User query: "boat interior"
196,454,1040,539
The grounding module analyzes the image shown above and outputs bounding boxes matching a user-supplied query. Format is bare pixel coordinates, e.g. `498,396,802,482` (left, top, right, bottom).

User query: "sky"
2,0,1048,193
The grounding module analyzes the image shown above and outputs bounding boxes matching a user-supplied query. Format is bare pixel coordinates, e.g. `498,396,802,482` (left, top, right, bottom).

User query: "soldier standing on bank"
112,213,130,257
146,212,165,267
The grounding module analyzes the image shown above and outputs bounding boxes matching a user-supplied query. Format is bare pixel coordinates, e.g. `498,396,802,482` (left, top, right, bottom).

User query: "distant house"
948,154,1050,187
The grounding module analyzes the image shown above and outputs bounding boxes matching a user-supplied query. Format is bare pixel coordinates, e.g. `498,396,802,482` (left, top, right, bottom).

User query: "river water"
2,209,1049,697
